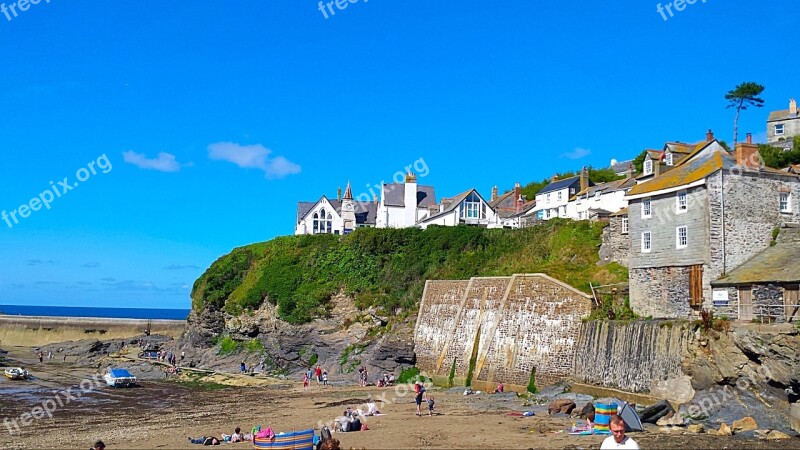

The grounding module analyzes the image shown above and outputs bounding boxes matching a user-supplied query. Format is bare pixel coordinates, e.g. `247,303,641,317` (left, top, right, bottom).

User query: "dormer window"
644,160,653,176
775,124,785,136
665,151,673,166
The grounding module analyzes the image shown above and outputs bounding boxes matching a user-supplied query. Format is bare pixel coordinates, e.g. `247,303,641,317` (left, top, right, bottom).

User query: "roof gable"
382,183,437,208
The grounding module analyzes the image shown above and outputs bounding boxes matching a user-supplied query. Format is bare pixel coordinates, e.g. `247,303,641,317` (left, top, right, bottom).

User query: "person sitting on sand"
231,427,243,443
90,440,105,450
494,383,504,394
188,436,221,446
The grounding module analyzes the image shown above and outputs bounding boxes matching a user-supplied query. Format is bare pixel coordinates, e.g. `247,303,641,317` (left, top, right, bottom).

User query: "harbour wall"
0,316,185,347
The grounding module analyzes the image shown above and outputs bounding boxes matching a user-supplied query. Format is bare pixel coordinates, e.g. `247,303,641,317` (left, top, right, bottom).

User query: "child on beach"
322,371,328,386
303,373,310,389
427,396,435,416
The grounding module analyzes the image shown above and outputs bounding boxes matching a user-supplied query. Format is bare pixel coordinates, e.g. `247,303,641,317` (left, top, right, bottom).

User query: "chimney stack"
746,133,752,144
514,182,521,202
491,185,499,202
551,175,559,182
627,163,634,179
374,194,379,204
735,139,762,170
706,129,715,143
580,167,589,192
337,186,342,201
791,98,797,116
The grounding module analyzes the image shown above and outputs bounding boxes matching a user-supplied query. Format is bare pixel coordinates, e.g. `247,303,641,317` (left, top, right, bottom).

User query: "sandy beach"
1,346,797,450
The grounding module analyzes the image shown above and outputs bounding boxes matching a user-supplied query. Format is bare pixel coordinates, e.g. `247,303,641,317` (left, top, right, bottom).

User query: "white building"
295,182,378,235
417,189,501,230
566,176,636,221
488,183,537,228
375,173,438,228
533,172,589,220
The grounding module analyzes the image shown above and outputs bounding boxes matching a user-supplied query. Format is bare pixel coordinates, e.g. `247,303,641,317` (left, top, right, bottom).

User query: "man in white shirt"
601,415,640,449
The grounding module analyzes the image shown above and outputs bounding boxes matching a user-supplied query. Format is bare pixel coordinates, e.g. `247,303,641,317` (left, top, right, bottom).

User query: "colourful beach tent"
253,429,315,450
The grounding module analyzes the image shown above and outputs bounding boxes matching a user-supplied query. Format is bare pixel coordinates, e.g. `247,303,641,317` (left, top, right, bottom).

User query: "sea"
0,305,191,321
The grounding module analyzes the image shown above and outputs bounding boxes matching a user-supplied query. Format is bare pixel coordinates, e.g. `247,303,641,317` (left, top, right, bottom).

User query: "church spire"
343,180,353,200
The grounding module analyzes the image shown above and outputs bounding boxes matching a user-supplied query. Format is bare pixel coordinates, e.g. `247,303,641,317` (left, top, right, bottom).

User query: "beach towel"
593,402,617,435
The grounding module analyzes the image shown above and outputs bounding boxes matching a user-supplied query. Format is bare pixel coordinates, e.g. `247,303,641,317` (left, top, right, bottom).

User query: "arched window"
326,213,333,233
313,212,320,234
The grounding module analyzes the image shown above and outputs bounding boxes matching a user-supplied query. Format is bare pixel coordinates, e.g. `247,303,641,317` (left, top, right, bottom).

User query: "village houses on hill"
295,98,800,323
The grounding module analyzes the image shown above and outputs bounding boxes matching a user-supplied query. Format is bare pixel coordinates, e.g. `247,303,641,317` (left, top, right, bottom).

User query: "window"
642,199,652,218
665,151,673,166
641,231,652,253
570,188,576,195
537,210,544,220
546,193,551,203
781,192,791,213
560,206,566,216
460,192,485,220
622,217,629,235
676,191,688,213
677,226,688,249
775,124,785,136
313,209,333,234
558,191,562,202
545,209,551,219
644,159,653,175
594,191,601,199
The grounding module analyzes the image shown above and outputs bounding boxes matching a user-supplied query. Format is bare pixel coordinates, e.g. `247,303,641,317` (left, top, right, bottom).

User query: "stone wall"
413,280,470,372
599,215,629,267
753,284,787,322
415,274,593,391
573,320,690,393
629,266,695,319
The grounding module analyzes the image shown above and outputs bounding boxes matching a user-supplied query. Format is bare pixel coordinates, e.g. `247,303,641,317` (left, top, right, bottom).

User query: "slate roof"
538,176,584,195
611,159,634,174
768,109,800,122
628,149,734,196
421,189,496,223
713,240,800,286
382,183,437,208
296,197,378,225
574,177,636,198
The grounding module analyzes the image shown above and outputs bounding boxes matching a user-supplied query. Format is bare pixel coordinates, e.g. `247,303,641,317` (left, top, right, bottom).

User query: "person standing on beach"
38,352,43,363
306,368,313,383
315,366,323,386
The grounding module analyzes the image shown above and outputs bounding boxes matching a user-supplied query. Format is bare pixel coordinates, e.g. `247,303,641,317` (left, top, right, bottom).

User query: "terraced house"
624,135,800,320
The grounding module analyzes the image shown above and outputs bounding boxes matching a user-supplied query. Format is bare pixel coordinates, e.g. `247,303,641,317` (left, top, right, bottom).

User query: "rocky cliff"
178,293,416,381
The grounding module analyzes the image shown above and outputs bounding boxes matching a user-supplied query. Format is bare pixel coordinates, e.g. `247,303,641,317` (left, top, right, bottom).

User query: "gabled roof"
488,189,517,209
713,240,800,286
420,189,490,223
497,201,536,219
382,183,437,208
297,197,378,225
538,176,584,195
627,148,733,196
665,142,697,154
768,109,800,123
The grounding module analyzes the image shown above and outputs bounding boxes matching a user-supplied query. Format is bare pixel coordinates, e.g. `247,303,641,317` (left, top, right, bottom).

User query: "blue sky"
1,0,797,309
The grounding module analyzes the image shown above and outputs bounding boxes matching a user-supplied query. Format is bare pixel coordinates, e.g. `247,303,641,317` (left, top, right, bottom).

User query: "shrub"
217,336,242,356
527,367,538,394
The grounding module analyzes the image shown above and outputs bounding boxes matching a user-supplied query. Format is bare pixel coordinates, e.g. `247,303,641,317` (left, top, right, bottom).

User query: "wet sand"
1,347,798,449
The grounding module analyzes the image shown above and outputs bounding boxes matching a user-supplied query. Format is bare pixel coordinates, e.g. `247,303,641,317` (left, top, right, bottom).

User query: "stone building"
639,131,716,182
712,225,800,323
625,136,800,319
767,98,800,147
598,209,630,267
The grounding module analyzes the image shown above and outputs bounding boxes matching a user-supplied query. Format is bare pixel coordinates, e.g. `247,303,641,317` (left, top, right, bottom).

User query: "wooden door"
739,286,753,322
689,265,704,307
784,285,800,323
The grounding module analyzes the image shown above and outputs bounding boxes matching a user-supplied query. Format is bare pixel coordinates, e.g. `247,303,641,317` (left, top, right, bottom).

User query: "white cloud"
122,151,184,172
208,142,301,179
560,147,592,160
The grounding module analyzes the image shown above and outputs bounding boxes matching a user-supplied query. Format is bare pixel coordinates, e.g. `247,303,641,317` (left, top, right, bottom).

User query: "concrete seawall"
0,316,186,347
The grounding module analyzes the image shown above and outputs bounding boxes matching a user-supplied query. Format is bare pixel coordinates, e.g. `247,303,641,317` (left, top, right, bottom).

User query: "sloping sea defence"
0,316,185,347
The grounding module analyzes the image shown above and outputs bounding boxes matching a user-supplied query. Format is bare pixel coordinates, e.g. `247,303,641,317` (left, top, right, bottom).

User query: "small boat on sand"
104,368,137,388
4,367,29,380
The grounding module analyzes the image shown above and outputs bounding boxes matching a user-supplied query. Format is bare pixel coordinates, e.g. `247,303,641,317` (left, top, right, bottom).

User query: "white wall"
569,190,629,220
534,187,572,220
296,198,344,235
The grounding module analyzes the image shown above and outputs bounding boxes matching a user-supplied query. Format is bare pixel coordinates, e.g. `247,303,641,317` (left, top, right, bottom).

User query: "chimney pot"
746,133,752,144
706,129,714,142
791,98,797,116
337,186,342,201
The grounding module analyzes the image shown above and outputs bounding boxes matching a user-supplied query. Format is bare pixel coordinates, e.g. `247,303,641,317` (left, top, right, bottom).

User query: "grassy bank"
192,221,627,324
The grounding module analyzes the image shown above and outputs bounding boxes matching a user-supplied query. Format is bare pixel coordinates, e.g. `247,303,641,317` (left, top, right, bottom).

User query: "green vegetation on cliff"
192,220,627,324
